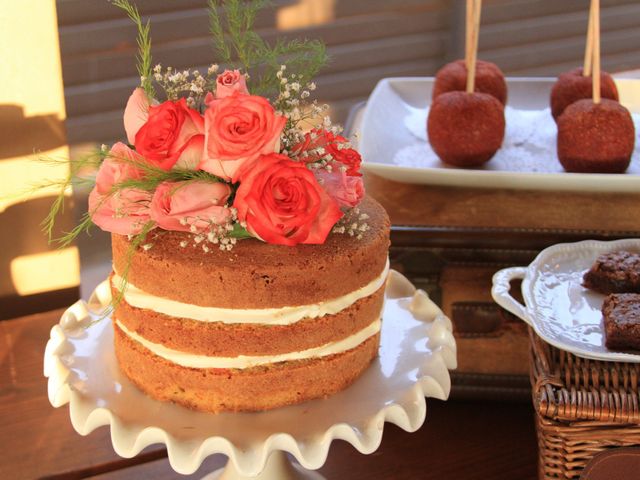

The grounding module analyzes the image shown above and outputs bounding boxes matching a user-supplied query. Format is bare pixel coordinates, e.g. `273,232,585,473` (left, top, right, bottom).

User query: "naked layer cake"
111,197,389,412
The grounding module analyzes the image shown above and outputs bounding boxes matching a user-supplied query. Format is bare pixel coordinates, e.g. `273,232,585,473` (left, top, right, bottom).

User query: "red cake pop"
427,91,505,167
557,98,635,173
432,59,507,105
550,67,618,121
556,0,634,173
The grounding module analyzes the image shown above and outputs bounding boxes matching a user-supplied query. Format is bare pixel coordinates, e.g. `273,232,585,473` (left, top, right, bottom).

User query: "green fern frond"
254,38,327,95
112,0,155,98
208,0,233,64
206,0,328,97
106,151,225,192
39,150,106,243
108,220,156,313
56,212,95,248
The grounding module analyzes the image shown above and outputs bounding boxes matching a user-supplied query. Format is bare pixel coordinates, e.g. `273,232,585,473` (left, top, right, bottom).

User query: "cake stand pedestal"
202,451,324,480
44,270,456,479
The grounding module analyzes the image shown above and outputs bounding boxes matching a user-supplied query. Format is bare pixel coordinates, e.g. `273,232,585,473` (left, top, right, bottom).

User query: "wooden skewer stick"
592,0,601,103
465,0,473,69
466,0,481,93
583,1,594,76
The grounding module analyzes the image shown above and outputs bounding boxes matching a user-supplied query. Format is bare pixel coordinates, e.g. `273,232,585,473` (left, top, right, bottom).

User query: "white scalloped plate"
44,270,456,476
492,238,640,363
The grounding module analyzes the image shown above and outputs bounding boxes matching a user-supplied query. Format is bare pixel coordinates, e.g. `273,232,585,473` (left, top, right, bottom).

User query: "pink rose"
215,70,249,99
233,153,343,246
95,142,144,195
315,167,365,209
88,187,152,236
150,181,231,233
124,91,204,171
89,142,152,235
198,94,286,182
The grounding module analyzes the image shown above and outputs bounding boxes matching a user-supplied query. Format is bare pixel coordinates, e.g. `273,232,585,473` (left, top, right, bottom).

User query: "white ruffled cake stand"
44,270,456,479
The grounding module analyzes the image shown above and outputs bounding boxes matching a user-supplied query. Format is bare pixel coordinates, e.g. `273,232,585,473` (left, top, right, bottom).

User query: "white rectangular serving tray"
356,77,640,192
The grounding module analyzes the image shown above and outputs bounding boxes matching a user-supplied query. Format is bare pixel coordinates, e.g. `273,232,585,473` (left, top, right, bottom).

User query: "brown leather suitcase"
367,173,640,401
349,101,640,401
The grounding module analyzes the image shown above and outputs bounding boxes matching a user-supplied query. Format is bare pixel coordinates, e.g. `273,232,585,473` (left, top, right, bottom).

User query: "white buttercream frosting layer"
112,258,389,325
115,318,381,369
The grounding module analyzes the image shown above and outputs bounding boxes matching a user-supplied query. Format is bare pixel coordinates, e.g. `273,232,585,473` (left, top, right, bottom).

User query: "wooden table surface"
1,309,538,480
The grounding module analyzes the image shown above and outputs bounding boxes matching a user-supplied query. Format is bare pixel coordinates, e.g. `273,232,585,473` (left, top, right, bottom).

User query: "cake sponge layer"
114,323,380,413
112,196,390,309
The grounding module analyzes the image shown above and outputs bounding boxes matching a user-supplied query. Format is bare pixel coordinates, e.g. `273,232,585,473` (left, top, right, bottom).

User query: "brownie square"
602,293,640,351
583,251,640,294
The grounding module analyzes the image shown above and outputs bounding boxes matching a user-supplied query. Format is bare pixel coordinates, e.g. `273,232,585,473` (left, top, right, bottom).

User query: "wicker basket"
529,328,640,479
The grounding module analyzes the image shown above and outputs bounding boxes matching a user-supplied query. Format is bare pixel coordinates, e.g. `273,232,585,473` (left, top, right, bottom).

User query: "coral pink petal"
197,156,227,181
123,88,151,145
175,135,205,170
204,92,216,107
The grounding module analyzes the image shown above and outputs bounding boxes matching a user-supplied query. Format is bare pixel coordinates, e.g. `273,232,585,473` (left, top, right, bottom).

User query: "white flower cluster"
177,206,240,252
331,208,370,240
274,65,317,121
270,63,356,175
152,64,219,107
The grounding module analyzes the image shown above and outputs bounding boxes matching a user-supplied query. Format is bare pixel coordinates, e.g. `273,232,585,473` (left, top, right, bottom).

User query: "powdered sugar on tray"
398,106,640,173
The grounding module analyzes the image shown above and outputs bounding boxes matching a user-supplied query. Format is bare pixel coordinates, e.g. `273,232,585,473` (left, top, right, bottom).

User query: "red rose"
328,145,362,177
291,128,340,162
291,129,362,176
233,153,343,246
132,98,204,171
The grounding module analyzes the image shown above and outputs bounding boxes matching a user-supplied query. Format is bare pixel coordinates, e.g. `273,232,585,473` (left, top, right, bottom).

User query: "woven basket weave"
529,328,640,479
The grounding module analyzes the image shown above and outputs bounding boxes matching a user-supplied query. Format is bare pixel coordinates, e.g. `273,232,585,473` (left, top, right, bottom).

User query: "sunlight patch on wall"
10,248,80,296
0,0,79,300
0,1,70,213
0,153,71,214
277,0,336,30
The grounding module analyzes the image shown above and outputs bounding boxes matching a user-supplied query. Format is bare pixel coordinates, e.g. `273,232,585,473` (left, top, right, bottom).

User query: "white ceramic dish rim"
492,238,640,363
44,270,457,476
358,77,640,192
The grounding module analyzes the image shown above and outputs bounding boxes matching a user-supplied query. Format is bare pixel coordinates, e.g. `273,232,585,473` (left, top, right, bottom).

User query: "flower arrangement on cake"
44,0,368,259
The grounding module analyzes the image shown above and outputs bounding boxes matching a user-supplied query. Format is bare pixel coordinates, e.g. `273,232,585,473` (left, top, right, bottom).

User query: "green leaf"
228,223,253,239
